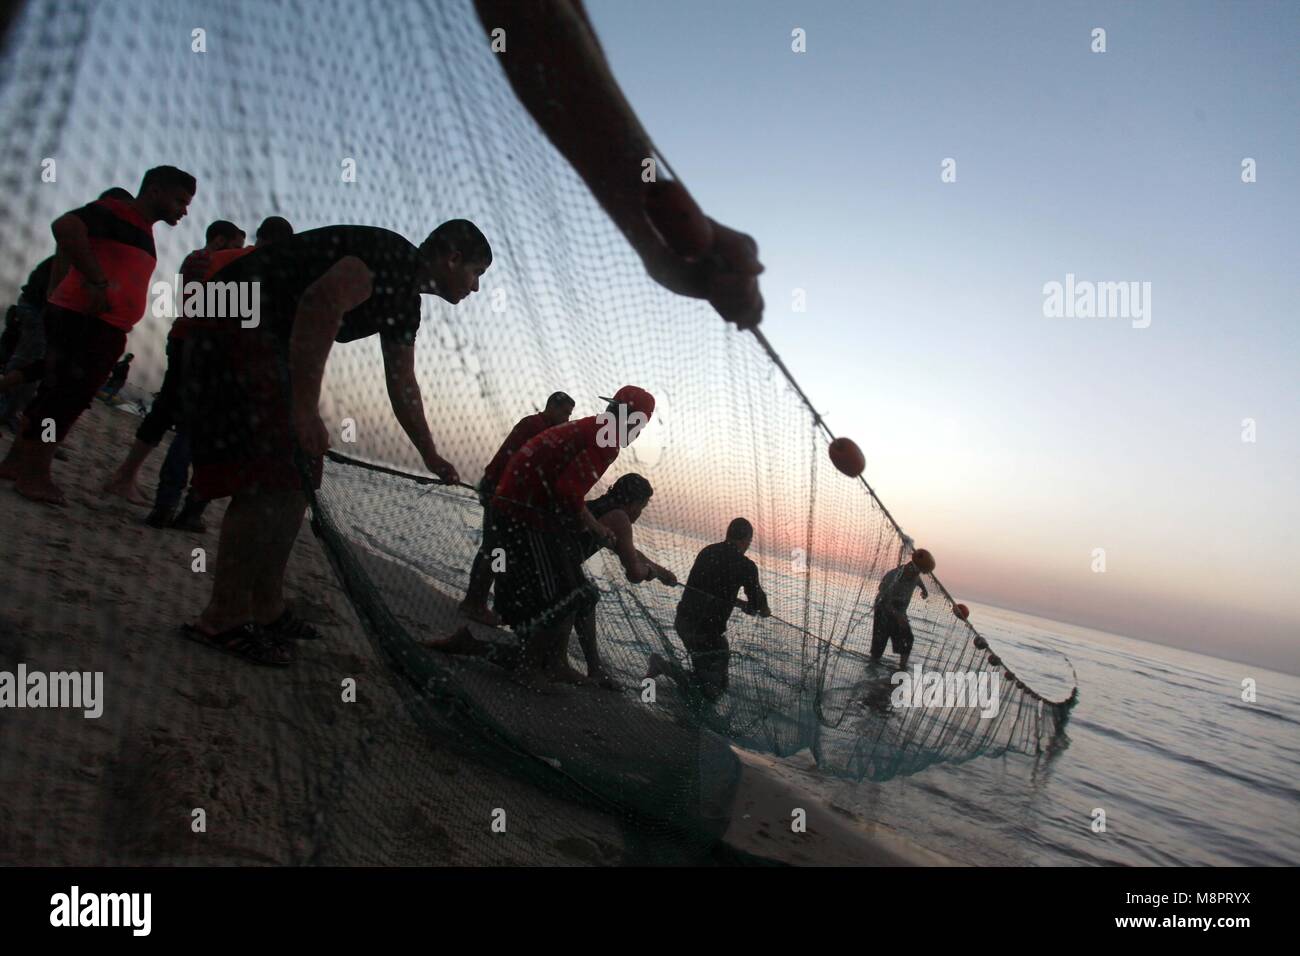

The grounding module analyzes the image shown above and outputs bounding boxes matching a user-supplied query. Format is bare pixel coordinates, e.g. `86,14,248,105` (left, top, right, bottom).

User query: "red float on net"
828,436,865,477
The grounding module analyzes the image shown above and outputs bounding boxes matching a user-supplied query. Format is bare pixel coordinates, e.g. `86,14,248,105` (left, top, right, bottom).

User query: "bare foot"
15,475,66,506
102,477,150,507
457,601,501,627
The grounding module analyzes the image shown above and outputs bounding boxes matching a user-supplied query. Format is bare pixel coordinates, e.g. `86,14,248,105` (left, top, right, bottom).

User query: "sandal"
265,608,324,641
182,622,295,666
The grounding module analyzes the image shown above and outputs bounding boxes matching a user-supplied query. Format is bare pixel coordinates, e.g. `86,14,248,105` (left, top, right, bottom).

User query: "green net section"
0,0,1076,864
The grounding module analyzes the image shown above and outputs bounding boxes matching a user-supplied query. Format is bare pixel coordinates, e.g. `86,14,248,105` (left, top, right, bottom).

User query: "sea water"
325,469,1300,866
799,604,1300,865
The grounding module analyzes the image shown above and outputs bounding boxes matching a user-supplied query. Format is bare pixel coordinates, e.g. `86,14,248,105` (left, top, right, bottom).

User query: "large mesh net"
0,0,1076,864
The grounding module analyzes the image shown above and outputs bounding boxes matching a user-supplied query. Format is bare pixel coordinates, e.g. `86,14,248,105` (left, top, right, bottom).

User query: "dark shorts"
674,614,731,698
182,325,321,500
870,604,914,659
21,305,126,442
492,511,599,639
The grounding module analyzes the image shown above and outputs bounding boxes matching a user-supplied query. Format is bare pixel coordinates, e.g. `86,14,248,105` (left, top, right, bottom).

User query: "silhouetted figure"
648,517,770,700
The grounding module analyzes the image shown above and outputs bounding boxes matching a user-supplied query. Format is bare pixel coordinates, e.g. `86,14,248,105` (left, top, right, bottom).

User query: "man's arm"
473,0,763,328
602,509,676,584
44,251,68,301
604,510,651,581
902,566,927,601
560,455,617,549
579,504,617,549
380,337,459,483
288,256,373,456
742,564,771,617
50,213,108,313
639,550,677,586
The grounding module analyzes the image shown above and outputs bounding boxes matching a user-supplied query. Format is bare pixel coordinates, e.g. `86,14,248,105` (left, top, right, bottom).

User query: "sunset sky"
586,0,1299,673
1,0,1293,675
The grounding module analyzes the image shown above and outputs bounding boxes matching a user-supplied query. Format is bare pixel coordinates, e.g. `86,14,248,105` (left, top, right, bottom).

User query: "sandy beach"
0,401,950,866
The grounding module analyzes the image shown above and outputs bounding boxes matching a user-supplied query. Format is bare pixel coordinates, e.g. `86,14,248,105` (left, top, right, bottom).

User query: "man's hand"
654,565,678,587
643,181,764,329
424,452,460,485
293,407,330,457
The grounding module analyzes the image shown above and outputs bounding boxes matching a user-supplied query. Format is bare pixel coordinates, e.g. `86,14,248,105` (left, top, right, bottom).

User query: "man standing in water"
182,220,490,665
869,549,935,670
648,518,770,701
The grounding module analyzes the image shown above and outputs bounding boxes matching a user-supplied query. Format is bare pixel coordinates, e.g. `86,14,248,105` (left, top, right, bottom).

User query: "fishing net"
0,0,1076,864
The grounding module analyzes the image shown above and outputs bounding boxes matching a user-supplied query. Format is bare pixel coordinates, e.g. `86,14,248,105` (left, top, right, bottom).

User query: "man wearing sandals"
181,220,491,665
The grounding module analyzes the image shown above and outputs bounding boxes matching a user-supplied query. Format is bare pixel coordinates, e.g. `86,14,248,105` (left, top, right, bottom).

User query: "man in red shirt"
458,390,575,625
0,166,195,504
487,384,655,683
0,188,135,427
102,219,246,506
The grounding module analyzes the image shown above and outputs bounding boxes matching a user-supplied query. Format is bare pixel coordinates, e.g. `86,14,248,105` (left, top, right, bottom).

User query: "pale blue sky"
587,0,1299,671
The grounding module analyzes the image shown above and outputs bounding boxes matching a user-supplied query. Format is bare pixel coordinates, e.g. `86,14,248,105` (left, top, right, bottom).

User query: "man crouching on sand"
181,220,489,666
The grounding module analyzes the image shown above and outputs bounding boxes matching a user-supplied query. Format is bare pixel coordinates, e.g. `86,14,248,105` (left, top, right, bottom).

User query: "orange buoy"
954,603,970,620
645,180,714,258
972,636,988,650
828,437,865,477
